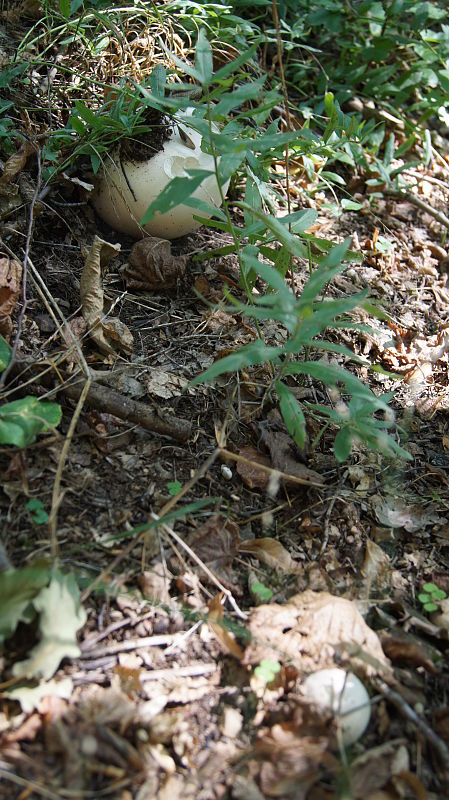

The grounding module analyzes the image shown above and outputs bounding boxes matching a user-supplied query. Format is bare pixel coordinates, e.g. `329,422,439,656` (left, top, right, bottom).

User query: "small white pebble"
221,464,233,481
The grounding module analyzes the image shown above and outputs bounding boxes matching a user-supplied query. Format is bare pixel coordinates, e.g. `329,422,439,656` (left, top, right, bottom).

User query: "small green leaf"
276,382,306,450
334,427,353,462
423,602,438,613
25,498,49,525
250,582,273,602
195,29,213,86
58,0,70,18
0,396,62,448
422,582,439,593
0,565,50,647
418,593,431,604
0,334,11,372
149,65,166,98
166,481,182,496
254,659,281,684
140,170,213,225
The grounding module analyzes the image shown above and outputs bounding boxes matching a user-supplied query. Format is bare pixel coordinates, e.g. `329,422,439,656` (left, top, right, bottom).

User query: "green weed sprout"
418,582,447,614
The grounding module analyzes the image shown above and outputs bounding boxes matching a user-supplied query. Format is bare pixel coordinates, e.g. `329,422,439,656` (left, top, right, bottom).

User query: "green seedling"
254,659,281,685
249,581,273,603
166,481,183,497
25,499,49,525
418,582,447,613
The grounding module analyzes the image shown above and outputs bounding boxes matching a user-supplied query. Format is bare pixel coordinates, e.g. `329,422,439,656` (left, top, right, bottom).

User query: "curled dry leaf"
208,593,244,659
244,590,391,677
380,631,437,674
80,236,133,355
1,139,36,184
0,256,22,340
362,539,391,591
239,537,300,573
121,237,187,290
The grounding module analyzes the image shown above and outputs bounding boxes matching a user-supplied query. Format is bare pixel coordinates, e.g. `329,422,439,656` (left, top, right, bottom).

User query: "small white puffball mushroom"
303,668,371,746
92,108,230,239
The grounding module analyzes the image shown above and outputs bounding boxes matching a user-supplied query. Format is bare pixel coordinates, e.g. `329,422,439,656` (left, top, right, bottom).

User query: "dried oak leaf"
0,256,22,340
121,237,187,290
244,589,391,677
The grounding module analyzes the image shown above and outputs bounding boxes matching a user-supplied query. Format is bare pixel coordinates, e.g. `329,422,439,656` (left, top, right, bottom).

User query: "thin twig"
218,446,325,487
384,188,449,231
48,378,91,559
374,678,449,775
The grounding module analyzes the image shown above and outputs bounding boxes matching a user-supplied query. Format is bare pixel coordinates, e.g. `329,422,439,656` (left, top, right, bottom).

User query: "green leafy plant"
249,581,273,603
0,336,62,447
254,658,281,685
167,480,183,497
26,499,49,525
134,33,410,463
418,582,447,613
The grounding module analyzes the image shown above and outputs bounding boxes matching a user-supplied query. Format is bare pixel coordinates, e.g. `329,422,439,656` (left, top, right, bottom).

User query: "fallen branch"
62,378,192,442
375,678,449,776
6,360,192,443
384,188,449,231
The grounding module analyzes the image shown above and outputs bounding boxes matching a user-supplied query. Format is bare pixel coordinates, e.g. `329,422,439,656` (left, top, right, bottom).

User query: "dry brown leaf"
236,445,272,490
189,515,240,582
121,237,187,290
208,593,244,659
239,537,300,573
374,498,445,532
255,724,335,799
80,236,132,355
380,631,437,674
244,590,391,677
138,563,172,603
0,256,22,340
145,367,191,399
1,140,35,184
362,539,391,591
261,423,322,487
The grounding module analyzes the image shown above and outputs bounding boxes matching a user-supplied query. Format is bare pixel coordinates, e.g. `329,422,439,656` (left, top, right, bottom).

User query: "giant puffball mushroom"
92,108,229,239
303,668,371,746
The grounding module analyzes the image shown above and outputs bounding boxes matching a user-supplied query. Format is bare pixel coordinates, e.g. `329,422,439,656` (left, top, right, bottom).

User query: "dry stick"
374,678,449,775
48,378,91,559
384,188,449,231
0,146,41,391
62,377,192,442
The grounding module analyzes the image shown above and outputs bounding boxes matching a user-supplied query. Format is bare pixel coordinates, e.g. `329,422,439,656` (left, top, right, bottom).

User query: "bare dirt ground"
2,10,449,800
